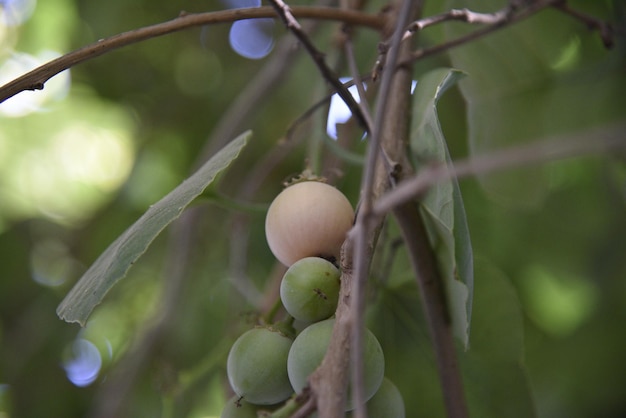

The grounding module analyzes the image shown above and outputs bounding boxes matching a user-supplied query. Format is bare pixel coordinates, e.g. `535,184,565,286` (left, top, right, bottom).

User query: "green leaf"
56,131,251,326
461,258,536,418
409,68,473,348
367,280,447,417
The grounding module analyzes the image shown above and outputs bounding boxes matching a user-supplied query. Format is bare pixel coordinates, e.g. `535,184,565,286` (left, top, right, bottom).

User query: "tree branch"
196,4,328,161
402,0,614,64
392,201,468,418
0,6,385,104
551,0,615,48
307,0,418,414
348,0,418,416
403,6,514,38
407,0,558,62
374,4,472,416
374,122,626,217
343,33,374,134
369,123,626,418
268,0,370,133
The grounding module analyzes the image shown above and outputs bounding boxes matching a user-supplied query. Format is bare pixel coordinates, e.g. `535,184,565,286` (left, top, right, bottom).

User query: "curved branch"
269,0,369,132
374,122,626,217
0,6,385,103
404,0,614,64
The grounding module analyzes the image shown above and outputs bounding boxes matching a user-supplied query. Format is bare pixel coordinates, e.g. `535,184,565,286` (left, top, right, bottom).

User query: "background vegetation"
0,0,624,417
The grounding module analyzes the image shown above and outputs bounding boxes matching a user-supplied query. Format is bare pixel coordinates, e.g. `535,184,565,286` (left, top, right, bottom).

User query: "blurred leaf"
461,258,535,418
56,131,252,326
410,67,474,348
367,279,446,418
445,0,626,208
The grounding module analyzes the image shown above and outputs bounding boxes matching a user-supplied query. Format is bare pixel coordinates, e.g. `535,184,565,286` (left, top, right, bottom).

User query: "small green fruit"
347,377,405,418
220,396,258,418
220,395,280,418
280,257,341,323
227,327,293,405
287,318,385,411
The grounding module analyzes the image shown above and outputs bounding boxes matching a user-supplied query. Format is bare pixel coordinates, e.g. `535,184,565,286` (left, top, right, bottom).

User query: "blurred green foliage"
0,0,625,417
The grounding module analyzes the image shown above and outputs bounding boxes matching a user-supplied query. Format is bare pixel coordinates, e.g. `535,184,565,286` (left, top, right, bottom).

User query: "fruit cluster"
221,181,405,417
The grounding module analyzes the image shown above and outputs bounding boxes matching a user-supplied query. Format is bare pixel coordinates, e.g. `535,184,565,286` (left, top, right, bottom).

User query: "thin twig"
392,201,468,418
379,2,473,416
196,4,328,162
268,0,370,133
398,0,554,64
284,76,367,143
0,6,385,103
343,27,374,134
374,123,626,217
552,1,614,48
87,14,326,413
375,124,626,418
305,20,384,411
288,394,317,418
205,1,333,308
403,6,515,39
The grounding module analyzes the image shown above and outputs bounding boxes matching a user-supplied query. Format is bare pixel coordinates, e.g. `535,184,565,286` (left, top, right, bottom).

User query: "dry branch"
268,0,370,133
403,0,614,63
374,123,626,217
0,6,385,103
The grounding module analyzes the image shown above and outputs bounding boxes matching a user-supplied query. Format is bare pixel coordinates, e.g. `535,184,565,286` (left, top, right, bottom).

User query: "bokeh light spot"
550,36,581,72
0,51,70,117
63,339,102,387
30,239,81,287
229,18,274,60
521,265,599,337
220,0,273,60
0,0,37,27
0,118,135,226
221,0,260,9
326,78,417,139
51,124,133,192
326,78,361,140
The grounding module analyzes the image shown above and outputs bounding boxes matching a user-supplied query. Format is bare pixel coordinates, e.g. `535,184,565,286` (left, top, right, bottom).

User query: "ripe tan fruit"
265,181,354,266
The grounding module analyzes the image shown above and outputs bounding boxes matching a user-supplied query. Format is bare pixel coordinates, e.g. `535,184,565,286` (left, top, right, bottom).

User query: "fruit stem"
264,296,284,324
266,391,316,418
271,315,297,340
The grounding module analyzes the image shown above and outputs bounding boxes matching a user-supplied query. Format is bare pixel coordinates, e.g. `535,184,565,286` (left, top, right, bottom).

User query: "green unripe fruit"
347,377,405,418
287,319,385,411
219,395,280,418
265,181,354,266
220,396,258,418
280,257,341,323
227,327,294,405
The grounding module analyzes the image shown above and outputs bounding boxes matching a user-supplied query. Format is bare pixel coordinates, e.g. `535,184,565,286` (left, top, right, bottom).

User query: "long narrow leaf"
57,131,251,326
